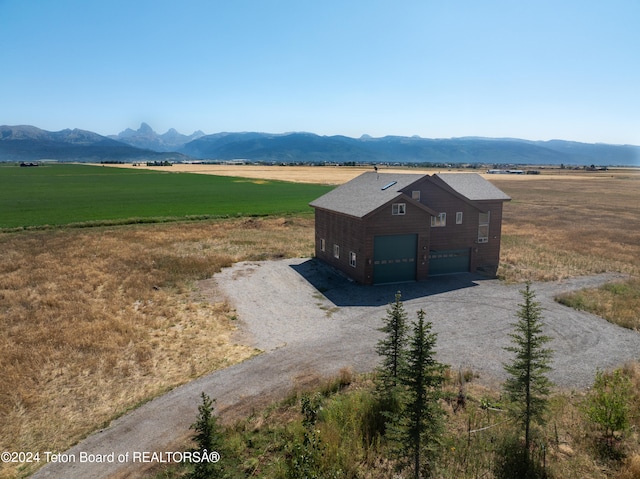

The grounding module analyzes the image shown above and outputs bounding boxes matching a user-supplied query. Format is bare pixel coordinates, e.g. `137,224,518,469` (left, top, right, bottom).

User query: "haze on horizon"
1,0,638,146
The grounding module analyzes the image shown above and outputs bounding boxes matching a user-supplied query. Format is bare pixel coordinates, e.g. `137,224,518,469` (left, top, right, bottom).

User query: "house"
309,171,511,285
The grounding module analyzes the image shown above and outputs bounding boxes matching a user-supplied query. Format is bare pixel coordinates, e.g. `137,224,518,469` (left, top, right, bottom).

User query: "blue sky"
2,0,639,144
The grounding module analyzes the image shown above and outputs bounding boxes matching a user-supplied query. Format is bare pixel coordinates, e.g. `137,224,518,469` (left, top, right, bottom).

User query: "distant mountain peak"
138,122,154,134
109,123,203,152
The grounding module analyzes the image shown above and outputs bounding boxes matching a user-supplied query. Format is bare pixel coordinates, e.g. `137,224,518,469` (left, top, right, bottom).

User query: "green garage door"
428,248,470,275
373,234,417,284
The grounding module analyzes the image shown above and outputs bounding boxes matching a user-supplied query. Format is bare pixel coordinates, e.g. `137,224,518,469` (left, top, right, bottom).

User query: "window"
392,203,406,215
456,212,463,224
478,211,490,243
349,251,357,268
431,212,446,227
320,238,325,252
411,190,421,201
333,244,340,258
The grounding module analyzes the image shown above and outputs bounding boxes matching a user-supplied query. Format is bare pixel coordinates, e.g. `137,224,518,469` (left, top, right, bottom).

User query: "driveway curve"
32,258,640,478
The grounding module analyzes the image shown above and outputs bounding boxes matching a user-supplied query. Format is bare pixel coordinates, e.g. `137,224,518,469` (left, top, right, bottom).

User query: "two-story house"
309,171,511,284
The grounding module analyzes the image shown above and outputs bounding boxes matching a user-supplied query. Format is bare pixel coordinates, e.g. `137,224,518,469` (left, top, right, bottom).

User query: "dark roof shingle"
310,171,510,217
434,173,511,201
309,171,423,218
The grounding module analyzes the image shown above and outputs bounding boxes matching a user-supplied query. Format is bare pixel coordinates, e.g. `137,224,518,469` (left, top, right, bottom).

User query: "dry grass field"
491,170,640,330
2,165,639,478
0,217,314,478
97,163,424,185
492,171,640,280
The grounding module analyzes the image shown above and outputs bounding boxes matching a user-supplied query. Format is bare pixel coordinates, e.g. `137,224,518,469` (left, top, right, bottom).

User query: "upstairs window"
431,212,446,227
478,212,490,243
411,190,421,201
392,203,406,215
320,238,325,252
349,251,357,268
333,244,340,258
456,212,463,224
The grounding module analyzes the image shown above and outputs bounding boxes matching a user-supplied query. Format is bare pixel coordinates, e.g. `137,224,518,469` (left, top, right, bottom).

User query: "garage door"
373,234,417,284
428,248,470,275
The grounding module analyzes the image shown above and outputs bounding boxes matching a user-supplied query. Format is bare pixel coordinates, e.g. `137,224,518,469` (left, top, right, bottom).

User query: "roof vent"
381,181,397,191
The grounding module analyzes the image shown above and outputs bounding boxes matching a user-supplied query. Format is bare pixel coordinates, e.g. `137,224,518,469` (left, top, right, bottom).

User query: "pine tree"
399,309,445,479
375,291,408,396
503,282,553,472
189,392,225,479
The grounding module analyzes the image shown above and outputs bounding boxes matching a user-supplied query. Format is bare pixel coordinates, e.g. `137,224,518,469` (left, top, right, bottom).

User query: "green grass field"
0,164,333,229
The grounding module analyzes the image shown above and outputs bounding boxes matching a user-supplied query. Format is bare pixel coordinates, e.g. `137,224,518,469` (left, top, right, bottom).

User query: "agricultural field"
96,162,420,184
0,163,332,229
1,163,639,478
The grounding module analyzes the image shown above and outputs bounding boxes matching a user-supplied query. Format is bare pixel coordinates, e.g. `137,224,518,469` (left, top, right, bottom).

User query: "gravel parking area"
218,258,639,390
33,258,640,479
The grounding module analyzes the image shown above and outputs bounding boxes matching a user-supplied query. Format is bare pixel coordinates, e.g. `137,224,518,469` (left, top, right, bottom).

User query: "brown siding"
472,201,504,276
314,209,367,283
404,178,504,276
314,199,431,285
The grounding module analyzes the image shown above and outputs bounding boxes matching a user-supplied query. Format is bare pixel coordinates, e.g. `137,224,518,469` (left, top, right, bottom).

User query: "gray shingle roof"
435,173,512,201
309,171,424,218
309,171,511,217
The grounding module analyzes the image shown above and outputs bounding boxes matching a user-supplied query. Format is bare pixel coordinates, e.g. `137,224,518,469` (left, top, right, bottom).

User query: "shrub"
582,368,633,458
493,433,549,479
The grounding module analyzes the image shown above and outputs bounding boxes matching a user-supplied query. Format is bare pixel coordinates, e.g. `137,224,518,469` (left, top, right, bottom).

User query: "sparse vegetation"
555,278,640,331
141,361,640,479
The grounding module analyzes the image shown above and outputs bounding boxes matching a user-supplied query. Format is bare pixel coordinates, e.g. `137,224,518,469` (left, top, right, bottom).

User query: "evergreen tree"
399,309,445,479
189,392,225,479
503,282,553,473
375,291,409,395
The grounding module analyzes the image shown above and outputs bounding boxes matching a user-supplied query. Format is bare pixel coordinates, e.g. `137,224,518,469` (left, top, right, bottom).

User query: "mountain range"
1,124,639,166
0,125,189,162
108,122,205,152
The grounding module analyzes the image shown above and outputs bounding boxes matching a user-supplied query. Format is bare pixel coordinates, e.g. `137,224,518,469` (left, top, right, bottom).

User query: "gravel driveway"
33,258,640,478
219,258,639,389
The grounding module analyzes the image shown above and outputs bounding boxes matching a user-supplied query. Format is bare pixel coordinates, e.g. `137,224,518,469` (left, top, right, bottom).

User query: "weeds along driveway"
32,259,640,479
